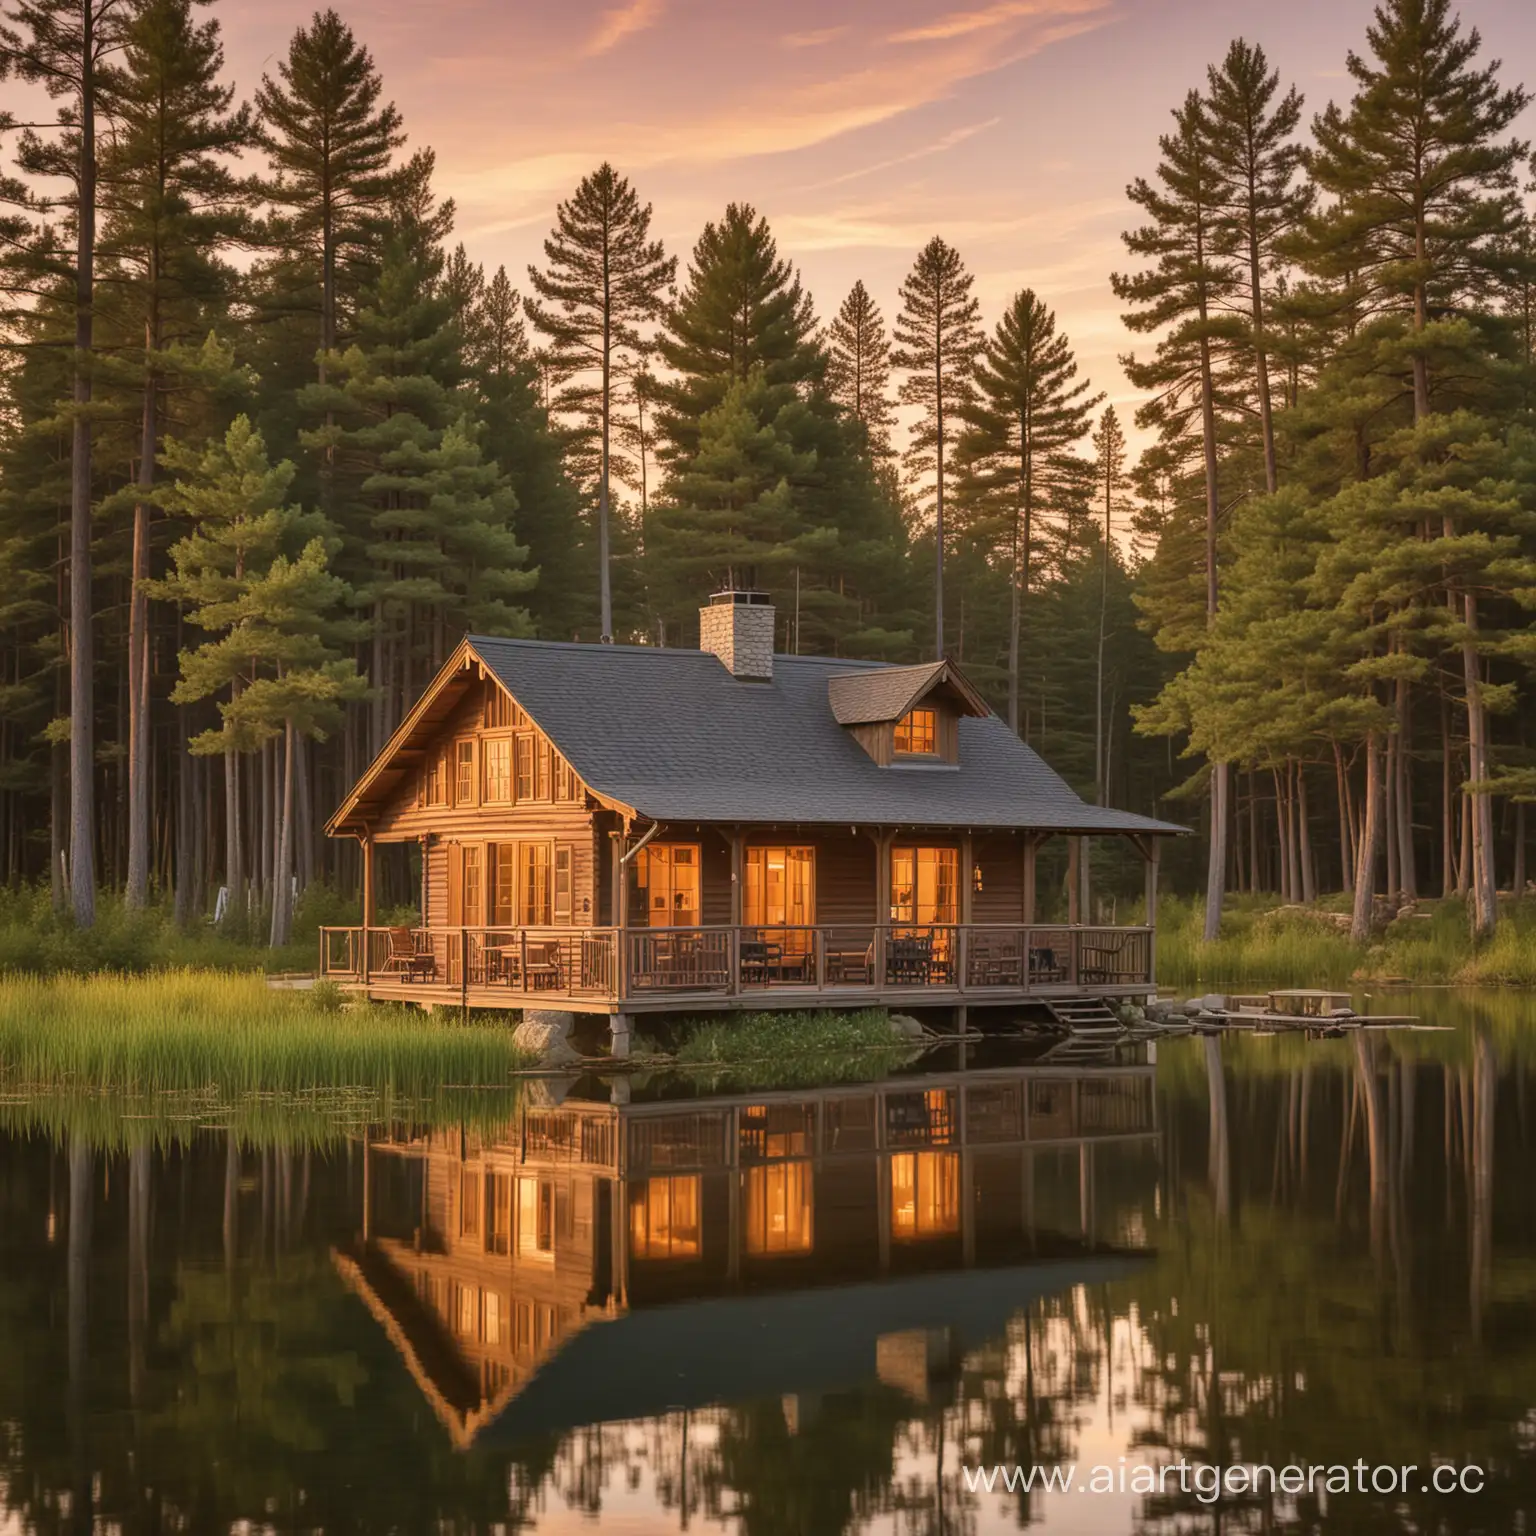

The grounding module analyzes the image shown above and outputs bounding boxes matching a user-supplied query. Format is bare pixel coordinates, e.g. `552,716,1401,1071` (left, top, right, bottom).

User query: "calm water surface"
1,991,1533,1534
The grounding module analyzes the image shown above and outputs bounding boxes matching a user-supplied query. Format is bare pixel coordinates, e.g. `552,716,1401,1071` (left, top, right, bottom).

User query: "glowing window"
744,1162,814,1255
455,740,476,804
629,1175,701,1259
890,1151,960,1240
483,738,511,802
894,707,937,755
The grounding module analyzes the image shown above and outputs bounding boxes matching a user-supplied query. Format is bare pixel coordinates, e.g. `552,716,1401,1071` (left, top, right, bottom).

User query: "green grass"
641,1008,919,1089
0,970,530,1096
1155,892,1536,989
0,969,534,1149
0,882,380,976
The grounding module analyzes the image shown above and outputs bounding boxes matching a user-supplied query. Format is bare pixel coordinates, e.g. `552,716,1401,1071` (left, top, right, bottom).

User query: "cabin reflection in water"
335,1063,1160,1449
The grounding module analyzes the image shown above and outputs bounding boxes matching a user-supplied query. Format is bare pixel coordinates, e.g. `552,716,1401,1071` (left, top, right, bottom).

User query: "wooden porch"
320,921,1156,1015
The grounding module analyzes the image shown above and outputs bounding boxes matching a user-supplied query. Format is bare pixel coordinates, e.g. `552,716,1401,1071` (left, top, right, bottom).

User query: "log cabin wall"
972,832,1025,923
373,680,601,926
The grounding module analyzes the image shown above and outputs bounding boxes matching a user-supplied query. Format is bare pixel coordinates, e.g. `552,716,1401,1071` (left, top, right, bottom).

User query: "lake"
0,990,1531,1534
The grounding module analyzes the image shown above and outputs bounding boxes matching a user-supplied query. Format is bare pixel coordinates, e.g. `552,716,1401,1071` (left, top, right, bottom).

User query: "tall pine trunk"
933,336,945,660
1197,322,1226,941
69,0,100,927
270,720,296,947
125,319,157,909
1351,729,1383,943
1461,597,1497,935
1394,676,1416,902
598,232,613,641
1297,763,1317,904
1095,469,1110,803
1333,743,1354,895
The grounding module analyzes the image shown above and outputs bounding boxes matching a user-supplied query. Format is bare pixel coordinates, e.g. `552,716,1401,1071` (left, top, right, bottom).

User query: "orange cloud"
890,0,1106,45
584,0,664,57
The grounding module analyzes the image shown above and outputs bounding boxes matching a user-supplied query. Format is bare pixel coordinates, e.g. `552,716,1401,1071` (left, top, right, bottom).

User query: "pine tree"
255,9,403,383
1205,38,1310,496
656,202,822,466
477,265,529,376
303,241,534,749
1305,0,1528,932
648,204,904,651
892,236,981,659
826,279,895,452
1305,0,1528,423
95,0,251,909
954,289,1100,734
526,163,674,641
1115,90,1241,940
0,0,127,924
151,416,360,926
1093,407,1132,803
647,370,818,607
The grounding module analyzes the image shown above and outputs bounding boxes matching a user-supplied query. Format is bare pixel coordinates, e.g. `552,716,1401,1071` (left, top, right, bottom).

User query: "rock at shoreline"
513,1009,582,1067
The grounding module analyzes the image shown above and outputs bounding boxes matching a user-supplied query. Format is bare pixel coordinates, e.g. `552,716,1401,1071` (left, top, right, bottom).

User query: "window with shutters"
483,738,511,802
462,845,485,926
514,736,534,801
490,845,516,925
554,847,573,924
519,843,552,925
426,750,448,806
454,740,476,805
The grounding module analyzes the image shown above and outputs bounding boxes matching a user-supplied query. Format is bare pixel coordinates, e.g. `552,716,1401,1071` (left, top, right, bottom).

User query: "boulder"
513,1009,583,1067
888,1012,926,1042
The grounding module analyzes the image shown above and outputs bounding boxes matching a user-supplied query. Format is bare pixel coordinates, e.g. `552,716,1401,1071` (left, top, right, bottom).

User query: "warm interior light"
973,864,983,893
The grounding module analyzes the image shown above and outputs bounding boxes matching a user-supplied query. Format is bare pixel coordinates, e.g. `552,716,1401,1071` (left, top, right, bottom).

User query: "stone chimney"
700,589,775,681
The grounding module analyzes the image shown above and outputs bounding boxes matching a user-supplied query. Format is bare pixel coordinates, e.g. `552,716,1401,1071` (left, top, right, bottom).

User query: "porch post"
959,831,973,991
361,833,375,927
1144,836,1160,985
360,833,375,984
728,828,744,926
1067,836,1081,927
868,828,894,987
1021,834,1038,924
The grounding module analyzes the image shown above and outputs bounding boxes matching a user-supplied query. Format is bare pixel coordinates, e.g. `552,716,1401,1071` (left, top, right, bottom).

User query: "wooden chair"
381,926,435,982
524,940,564,991
1028,946,1066,984
886,935,933,986
740,939,781,986
829,941,875,984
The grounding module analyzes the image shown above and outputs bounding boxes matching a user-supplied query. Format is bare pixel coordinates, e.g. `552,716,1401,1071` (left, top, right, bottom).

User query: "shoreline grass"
640,1008,918,1089
1155,893,1536,990
0,970,531,1095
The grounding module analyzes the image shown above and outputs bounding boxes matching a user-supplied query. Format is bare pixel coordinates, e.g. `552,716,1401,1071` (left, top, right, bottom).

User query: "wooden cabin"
323,590,1185,1043
335,1061,1159,1448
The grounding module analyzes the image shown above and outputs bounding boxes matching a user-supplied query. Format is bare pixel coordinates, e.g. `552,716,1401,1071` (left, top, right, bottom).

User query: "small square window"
894,707,938,755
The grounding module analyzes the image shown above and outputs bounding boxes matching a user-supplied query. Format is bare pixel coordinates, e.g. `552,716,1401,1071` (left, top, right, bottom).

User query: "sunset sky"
222,0,1536,442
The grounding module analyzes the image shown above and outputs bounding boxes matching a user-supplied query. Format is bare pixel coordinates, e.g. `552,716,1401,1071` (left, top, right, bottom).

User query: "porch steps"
1044,997,1124,1035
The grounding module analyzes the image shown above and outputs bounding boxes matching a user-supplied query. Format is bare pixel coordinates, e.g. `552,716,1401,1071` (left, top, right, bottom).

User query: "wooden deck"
321,922,1156,1015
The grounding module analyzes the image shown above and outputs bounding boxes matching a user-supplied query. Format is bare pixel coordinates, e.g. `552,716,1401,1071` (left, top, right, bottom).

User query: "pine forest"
2,0,1535,954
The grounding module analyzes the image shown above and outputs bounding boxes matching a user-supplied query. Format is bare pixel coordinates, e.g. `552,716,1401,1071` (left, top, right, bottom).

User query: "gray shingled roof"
828,660,948,725
468,636,1186,835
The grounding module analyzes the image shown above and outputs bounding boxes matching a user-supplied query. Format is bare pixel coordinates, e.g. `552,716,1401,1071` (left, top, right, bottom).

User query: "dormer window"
894,708,938,756
828,659,989,768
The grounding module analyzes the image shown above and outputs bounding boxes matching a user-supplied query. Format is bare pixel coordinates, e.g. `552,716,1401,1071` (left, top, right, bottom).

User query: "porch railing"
319,925,620,1002
322,923,1154,1000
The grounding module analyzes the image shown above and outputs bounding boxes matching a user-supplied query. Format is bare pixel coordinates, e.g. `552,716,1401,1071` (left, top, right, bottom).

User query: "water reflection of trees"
0,1024,1530,1535
509,1032,1533,1535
